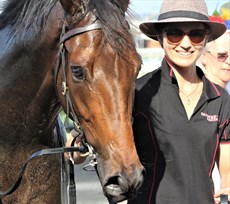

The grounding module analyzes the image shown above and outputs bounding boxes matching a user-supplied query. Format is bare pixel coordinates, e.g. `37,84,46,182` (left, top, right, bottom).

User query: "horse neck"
0,5,64,145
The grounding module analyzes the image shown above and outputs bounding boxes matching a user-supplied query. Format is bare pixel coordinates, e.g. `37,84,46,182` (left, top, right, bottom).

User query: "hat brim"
139,19,227,42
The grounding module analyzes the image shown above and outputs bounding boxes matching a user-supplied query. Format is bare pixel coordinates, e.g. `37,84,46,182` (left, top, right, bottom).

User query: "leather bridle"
54,20,101,139
0,18,101,200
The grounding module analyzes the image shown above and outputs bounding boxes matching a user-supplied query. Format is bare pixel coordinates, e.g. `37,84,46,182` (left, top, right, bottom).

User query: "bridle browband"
60,22,102,44
0,19,101,200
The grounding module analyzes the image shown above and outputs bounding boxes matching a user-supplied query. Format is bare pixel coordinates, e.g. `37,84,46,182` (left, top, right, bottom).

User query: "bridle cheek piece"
54,21,102,167
54,21,102,136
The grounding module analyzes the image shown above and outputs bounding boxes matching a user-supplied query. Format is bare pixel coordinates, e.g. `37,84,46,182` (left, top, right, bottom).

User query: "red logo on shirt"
201,112,218,122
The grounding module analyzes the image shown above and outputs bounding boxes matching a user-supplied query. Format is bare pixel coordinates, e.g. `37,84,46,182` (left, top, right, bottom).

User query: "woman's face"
161,22,208,69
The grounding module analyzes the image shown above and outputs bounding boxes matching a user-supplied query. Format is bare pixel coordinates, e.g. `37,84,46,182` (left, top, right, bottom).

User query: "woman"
128,0,230,203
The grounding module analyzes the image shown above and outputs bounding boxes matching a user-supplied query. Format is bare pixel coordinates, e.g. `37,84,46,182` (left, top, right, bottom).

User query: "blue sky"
129,0,229,19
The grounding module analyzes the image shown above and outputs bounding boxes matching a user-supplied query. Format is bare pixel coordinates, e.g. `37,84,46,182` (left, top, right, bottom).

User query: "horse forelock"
90,0,136,58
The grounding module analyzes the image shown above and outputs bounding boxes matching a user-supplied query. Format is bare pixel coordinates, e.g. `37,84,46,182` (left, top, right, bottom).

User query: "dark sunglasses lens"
188,29,206,44
165,29,206,44
165,29,184,43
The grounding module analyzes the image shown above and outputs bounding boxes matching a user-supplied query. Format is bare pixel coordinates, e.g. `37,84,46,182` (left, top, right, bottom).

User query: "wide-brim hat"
139,0,227,42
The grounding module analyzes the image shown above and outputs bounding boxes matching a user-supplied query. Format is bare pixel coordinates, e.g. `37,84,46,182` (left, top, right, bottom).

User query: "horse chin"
95,157,144,202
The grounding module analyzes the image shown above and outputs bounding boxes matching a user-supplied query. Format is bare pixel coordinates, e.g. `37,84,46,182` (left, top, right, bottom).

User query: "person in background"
198,11,230,202
201,30,230,92
128,0,230,203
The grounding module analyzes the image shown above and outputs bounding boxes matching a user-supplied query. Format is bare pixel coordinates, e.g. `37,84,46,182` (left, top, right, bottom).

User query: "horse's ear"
59,0,81,15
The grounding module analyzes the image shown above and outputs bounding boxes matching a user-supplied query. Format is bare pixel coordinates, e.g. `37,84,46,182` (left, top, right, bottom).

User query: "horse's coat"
0,0,144,203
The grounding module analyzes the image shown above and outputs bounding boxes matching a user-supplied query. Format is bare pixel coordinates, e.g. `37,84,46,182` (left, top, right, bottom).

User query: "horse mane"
90,0,136,55
0,0,135,55
0,0,57,34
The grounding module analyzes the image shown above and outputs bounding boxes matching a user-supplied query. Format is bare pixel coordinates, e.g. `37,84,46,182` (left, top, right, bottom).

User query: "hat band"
158,10,209,21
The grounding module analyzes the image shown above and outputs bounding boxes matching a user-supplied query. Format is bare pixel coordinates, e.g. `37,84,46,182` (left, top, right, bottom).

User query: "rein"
0,146,84,197
0,21,101,201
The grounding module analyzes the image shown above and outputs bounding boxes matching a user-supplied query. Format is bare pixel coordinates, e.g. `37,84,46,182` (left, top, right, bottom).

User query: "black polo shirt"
128,59,230,204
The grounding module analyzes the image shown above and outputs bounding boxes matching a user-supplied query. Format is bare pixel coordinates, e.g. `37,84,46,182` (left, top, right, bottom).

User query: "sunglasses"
206,51,229,62
163,28,207,44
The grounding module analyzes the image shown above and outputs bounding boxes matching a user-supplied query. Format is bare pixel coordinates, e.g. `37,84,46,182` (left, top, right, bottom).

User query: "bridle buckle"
62,82,67,95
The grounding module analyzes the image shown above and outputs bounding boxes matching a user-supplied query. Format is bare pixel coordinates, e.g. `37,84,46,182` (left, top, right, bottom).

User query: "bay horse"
0,0,144,203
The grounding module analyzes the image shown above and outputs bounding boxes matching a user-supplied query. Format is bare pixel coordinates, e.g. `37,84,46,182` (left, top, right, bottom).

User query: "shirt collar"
161,58,221,100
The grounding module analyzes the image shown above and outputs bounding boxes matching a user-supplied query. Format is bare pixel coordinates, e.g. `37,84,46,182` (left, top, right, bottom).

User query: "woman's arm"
214,143,230,204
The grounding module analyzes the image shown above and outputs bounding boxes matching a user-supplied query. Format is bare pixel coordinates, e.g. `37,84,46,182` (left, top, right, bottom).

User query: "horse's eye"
71,66,86,81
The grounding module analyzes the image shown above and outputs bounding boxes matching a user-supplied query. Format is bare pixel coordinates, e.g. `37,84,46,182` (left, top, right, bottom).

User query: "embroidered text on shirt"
201,112,219,122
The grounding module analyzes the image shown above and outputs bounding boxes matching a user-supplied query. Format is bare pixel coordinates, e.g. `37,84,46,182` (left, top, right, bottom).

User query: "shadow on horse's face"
57,9,144,204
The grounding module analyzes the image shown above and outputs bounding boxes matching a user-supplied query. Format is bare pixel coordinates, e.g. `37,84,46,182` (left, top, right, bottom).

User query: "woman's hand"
64,129,88,164
215,144,230,203
214,188,230,204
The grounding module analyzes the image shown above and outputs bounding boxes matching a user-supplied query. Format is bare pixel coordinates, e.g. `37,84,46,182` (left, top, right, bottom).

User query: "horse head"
57,0,144,202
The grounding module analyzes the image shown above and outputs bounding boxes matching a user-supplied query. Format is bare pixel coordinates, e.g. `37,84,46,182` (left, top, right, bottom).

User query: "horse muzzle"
102,167,145,203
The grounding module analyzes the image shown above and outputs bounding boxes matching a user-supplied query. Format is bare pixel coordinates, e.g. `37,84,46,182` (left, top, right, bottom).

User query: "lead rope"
0,146,84,199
